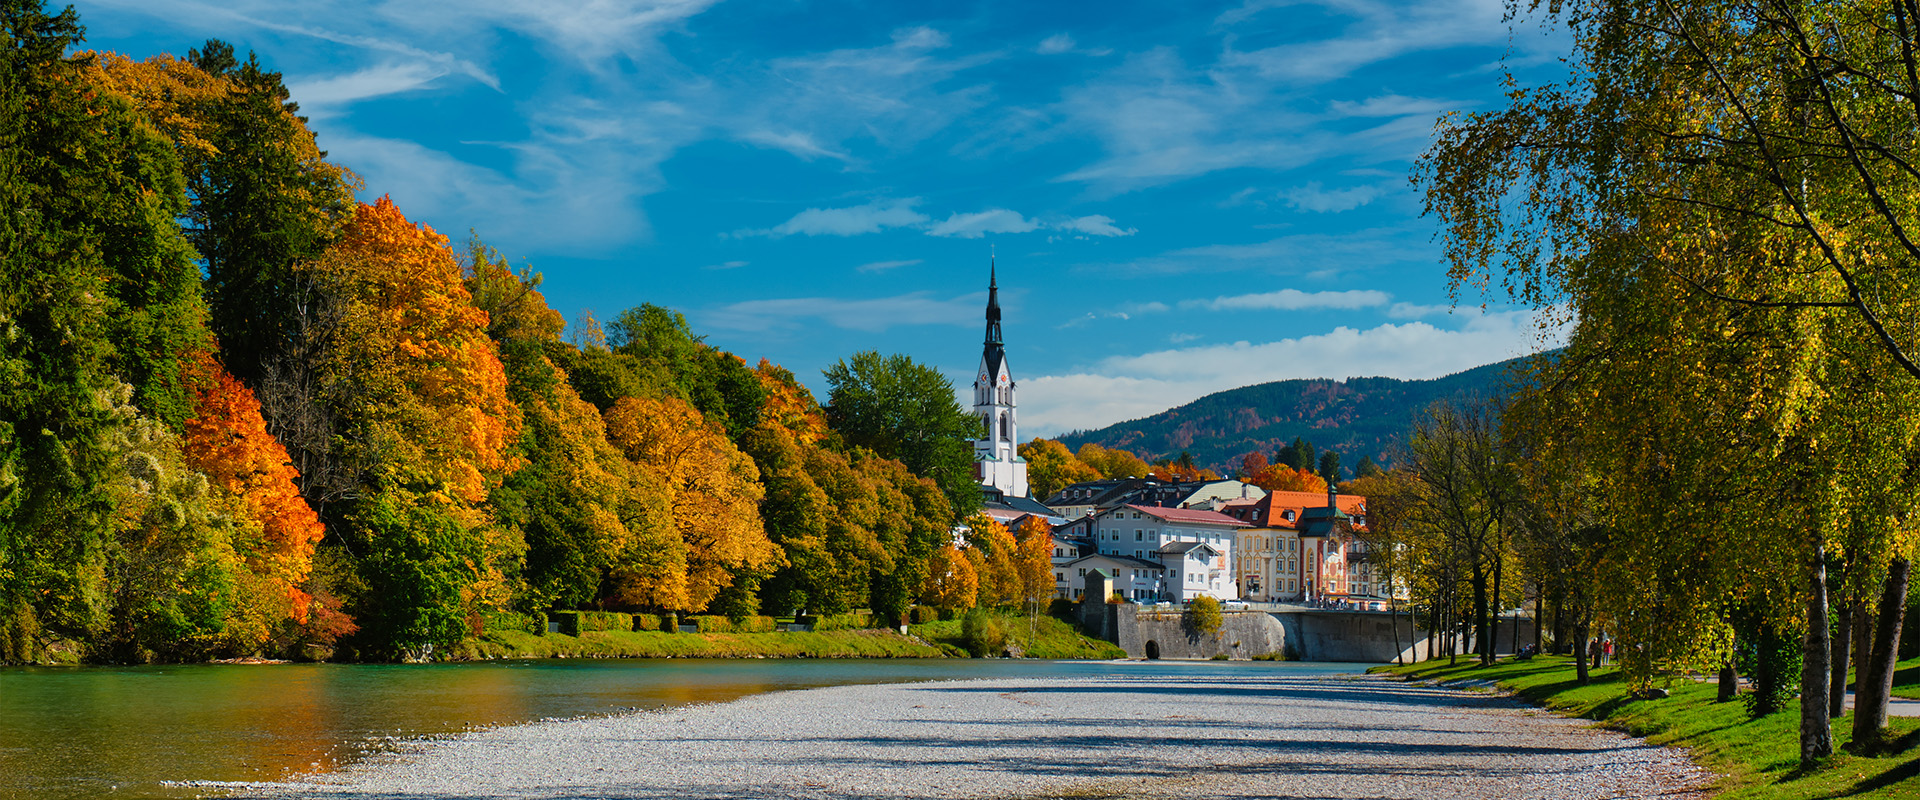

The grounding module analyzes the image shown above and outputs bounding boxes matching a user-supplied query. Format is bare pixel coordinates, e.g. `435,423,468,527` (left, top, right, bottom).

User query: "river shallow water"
0,657,1360,799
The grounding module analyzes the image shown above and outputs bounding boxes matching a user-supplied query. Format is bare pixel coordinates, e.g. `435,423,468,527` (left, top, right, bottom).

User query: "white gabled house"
1080,503,1249,602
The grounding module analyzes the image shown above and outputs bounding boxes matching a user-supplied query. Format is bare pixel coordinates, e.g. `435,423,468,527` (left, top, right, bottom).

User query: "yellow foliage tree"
603,395,779,612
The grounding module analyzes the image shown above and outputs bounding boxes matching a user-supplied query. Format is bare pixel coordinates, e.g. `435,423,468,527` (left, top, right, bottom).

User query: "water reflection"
0,658,1356,799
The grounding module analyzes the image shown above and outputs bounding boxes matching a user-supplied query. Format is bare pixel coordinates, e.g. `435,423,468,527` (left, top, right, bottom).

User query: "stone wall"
1111,605,1285,660
1083,602,1535,662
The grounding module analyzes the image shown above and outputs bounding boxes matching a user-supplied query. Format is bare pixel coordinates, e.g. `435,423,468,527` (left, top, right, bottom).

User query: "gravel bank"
256,669,1712,800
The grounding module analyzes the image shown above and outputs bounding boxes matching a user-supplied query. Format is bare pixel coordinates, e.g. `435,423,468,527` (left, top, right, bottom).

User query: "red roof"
1112,504,1250,527
1222,491,1367,529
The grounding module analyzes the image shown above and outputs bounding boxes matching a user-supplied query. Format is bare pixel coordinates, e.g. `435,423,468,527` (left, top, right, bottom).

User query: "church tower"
973,263,1029,498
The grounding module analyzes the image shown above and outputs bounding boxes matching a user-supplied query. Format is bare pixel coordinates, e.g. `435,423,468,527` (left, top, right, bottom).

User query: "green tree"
823,351,981,519
0,0,217,659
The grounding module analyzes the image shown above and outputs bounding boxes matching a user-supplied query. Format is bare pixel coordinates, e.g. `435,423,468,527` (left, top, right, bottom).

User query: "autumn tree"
1420,0,1920,760
1075,443,1151,481
1021,438,1101,498
604,395,777,613
922,543,979,612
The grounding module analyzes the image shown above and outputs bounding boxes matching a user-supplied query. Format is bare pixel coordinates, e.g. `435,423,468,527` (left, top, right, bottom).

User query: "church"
970,265,1056,523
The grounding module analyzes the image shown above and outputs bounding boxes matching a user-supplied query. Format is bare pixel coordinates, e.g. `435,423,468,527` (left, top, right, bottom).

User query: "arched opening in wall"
1144,640,1161,660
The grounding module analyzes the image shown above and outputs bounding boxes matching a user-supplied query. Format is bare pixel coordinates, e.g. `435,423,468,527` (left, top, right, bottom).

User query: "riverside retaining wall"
1083,603,1536,662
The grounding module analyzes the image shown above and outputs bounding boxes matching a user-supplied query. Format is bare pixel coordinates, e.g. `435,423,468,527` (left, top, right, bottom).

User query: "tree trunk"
1798,541,1832,766
1574,612,1591,685
1852,603,1873,696
1551,589,1566,654
1390,597,1404,665
1534,580,1545,655
1472,571,1491,665
1852,557,1910,752
1491,547,1504,659
1830,602,1852,719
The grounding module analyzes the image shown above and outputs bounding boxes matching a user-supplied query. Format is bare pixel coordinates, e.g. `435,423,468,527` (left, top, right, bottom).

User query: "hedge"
692,615,778,634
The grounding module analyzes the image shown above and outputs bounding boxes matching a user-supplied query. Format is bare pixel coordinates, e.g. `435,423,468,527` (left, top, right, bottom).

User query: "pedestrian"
1588,638,1602,670
1603,637,1614,667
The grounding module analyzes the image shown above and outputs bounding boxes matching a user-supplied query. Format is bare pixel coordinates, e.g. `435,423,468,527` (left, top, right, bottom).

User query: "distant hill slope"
1055,356,1532,474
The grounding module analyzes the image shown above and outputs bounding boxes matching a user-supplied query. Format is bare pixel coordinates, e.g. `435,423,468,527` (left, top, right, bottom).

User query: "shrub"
693,615,733,633
1048,598,1076,618
960,608,1007,658
631,614,662,633
661,613,678,633
813,612,874,632
1107,592,1127,604
1210,652,1230,661
731,615,777,633
1184,596,1223,635
909,605,939,625
578,611,632,633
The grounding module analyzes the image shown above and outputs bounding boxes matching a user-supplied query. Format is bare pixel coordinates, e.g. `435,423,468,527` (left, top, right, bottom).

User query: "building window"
1077,568,1086,577
1135,550,1143,559
1135,530,1143,541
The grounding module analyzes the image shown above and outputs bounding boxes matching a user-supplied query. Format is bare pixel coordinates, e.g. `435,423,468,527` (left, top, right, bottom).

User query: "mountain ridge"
1054,355,1533,475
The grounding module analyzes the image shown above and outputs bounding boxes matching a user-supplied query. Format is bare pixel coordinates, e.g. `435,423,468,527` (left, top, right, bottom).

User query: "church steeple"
981,259,1005,377
985,260,1003,345
972,257,1027,499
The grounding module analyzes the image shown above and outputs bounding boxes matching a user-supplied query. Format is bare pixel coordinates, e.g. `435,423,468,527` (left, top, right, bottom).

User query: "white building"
972,265,1028,499
1078,504,1248,602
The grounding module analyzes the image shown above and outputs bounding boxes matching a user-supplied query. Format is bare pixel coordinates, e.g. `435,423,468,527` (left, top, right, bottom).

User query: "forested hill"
1056,356,1532,473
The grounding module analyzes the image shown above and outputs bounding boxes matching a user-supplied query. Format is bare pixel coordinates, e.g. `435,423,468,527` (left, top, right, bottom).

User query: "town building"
1220,486,1401,609
1060,503,1248,602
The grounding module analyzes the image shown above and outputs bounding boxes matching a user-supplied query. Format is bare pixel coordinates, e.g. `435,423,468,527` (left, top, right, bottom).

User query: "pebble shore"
259,668,1712,800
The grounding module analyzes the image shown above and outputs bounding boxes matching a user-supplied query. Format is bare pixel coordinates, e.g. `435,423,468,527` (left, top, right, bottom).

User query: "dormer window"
1283,510,1296,522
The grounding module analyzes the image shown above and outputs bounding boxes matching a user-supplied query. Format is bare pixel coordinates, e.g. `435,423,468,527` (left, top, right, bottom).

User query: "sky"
78,0,1574,439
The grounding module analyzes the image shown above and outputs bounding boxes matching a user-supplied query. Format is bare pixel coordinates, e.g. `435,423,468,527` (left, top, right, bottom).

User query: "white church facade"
973,266,1029,500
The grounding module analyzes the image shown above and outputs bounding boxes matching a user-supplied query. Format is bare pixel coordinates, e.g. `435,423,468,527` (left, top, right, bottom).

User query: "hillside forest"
0,5,1067,663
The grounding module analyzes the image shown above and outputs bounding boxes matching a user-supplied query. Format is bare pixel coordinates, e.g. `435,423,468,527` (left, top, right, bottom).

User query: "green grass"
910,611,1126,660
461,628,946,659
1889,657,1920,701
1373,655,1920,799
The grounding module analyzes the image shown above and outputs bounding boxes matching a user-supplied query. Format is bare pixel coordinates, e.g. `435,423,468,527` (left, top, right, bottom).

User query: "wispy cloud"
733,199,930,238
1089,223,1431,277
1180,289,1391,311
1055,215,1137,237
703,260,749,270
1282,182,1385,213
928,208,1040,238
699,291,981,333
856,258,923,273
1037,34,1077,54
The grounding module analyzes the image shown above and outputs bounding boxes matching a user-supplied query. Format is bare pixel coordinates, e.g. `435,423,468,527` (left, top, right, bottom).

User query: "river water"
0,658,1359,799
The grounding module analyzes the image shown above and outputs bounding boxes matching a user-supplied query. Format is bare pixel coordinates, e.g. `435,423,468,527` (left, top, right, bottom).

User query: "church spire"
984,257,1002,347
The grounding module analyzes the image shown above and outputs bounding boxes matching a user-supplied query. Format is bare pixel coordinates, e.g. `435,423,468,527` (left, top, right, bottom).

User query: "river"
0,658,1360,799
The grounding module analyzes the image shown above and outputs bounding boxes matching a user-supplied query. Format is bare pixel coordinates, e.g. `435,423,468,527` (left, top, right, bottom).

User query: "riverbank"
1374,655,1920,799
263,666,1708,799
461,628,946,659
449,610,1124,661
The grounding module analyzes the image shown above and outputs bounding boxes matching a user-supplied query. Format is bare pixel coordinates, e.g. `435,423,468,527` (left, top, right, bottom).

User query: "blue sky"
80,0,1571,438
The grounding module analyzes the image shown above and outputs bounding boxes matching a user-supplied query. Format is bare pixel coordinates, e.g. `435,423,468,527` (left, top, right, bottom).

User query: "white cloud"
737,130,854,162
1038,34,1077,54
1180,289,1391,311
287,62,453,118
1216,0,1509,85
856,259,924,273
1054,214,1137,237
699,292,982,333
703,260,749,270
1282,182,1385,213
1387,302,1453,318
1019,308,1568,437
928,208,1041,238
735,199,930,238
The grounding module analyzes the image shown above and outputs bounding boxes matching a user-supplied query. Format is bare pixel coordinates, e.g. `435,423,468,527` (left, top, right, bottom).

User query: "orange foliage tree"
1241,451,1327,493
182,354,326,624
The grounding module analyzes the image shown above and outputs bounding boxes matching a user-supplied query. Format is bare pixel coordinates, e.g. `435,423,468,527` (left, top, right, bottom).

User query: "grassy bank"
911,612,1126,660
1374,655,1920,799
460,628,946,659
